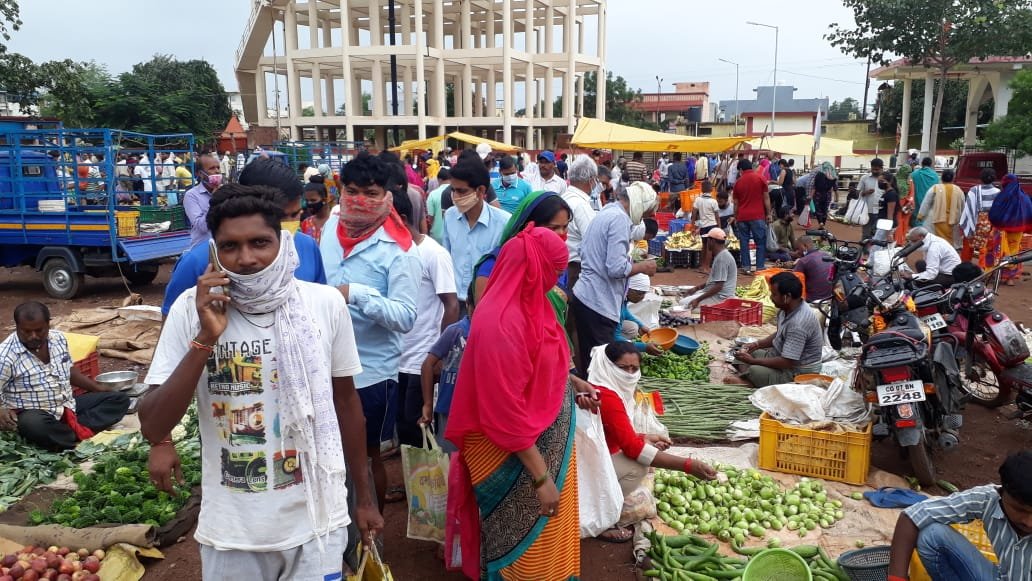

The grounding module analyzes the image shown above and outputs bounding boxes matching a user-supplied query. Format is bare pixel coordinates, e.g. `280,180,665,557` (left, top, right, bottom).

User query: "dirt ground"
1,219,1030,579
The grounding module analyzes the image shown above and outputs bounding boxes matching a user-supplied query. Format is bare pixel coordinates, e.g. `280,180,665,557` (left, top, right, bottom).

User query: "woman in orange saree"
445,226,580,581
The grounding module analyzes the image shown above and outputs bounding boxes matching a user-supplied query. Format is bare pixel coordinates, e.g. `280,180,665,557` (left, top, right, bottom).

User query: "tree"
984,70,1032,155
38,61,110,127
548,71,657,130
93,55,232,143
826,0,1032,154
0,0,19,53
301,105,315,116
826,98,862,121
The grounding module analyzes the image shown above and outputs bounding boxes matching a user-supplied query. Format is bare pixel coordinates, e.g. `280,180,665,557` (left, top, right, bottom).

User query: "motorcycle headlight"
833,280,846,302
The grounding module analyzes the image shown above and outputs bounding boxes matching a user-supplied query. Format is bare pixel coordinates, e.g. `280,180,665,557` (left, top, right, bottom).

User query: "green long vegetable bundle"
643,531,849,581
642,344,713,382
640,379,759,441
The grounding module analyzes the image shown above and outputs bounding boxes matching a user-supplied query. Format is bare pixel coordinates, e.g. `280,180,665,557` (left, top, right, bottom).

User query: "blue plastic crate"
669,219,689,234
648,236,668,256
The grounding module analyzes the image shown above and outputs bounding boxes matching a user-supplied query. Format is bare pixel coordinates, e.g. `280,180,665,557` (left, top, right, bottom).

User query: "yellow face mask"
282,220,301,234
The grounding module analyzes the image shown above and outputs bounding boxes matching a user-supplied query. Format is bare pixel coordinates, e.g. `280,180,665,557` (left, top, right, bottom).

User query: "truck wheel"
125,267,159,286
42,258,83,299
908,442,937,487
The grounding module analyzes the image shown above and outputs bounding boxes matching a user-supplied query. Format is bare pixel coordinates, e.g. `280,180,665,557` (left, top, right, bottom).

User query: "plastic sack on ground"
749,379,870,428
401,425,449,544
575,408,623,538
617,473,657,528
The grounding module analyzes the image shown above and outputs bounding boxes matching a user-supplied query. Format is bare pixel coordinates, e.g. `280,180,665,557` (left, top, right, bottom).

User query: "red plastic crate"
655,212,675,231
700,298,763,326
74,351,100,380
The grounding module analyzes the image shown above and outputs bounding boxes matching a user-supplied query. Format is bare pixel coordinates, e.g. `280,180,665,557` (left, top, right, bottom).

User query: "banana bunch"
726,228,741,251
665,231,702,251
736,277,770,301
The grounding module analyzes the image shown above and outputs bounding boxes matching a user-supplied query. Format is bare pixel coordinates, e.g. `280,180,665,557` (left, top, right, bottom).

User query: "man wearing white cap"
619,274,664,355
681,229,737,310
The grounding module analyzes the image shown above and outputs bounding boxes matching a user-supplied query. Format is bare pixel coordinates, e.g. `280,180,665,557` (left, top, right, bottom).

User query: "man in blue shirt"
491,156,533,213
442,158,511,309
572,182,658,373
321,152,420,512
162,158,326,317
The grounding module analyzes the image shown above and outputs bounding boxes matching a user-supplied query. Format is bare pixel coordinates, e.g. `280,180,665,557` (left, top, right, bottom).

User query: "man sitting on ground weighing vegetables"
733,272,823,387
887,450,1032,581
0,302,130,451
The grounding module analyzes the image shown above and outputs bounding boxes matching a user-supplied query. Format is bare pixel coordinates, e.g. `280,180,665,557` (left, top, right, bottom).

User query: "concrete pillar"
899,78,912,155
433,0,445,124
563,0,576,132
487,1,496,48
964,77,988,146
461,0,471,48
312,64,323,116
309,1,320,48
525,30,535,120
284,6,302,139
323,20,332,48
403,66,413,116
920,75,935,155
577,74,584,118
993,71,1015,119
462,64,473,117
415,0,427,138
487,70,496,117
502,0,512,143
369,0,381,46
596,0,606,120
255,68,267,121
372,63,385,116
326,76,336,116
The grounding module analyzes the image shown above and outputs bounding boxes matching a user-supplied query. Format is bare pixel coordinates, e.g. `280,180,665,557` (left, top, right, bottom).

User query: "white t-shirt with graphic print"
146,281,362,552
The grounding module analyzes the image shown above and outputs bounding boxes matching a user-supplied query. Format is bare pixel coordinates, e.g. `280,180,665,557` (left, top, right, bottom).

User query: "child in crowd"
717,190,735,230
419,298,474,453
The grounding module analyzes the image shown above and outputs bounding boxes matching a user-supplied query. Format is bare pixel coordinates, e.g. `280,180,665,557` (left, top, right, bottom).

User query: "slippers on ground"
385,486,406,503
598,526,633,543
863,486,928,508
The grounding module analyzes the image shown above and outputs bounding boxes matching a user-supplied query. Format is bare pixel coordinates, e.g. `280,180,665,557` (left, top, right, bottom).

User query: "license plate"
876,380,927,406
922,314,947,331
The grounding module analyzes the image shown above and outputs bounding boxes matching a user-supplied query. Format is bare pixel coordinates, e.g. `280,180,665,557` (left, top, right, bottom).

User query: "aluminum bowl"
95,371,139,391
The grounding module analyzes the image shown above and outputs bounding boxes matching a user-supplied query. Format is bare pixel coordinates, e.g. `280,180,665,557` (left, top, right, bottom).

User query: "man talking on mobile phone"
141,184,382,580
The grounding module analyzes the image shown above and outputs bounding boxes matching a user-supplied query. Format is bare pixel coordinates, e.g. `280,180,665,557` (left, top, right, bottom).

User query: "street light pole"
655,75,663,125
747,21,779,136
718,58,740,135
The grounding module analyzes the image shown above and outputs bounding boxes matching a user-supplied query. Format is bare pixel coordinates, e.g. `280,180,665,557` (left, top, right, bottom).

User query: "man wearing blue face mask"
184,154,224,248
491,156,532,214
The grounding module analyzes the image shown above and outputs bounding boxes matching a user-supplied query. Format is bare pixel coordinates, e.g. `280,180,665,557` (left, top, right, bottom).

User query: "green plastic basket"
742,548,813,581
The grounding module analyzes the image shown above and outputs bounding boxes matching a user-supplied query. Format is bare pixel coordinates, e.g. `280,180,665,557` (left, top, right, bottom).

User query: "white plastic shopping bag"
845,198,870,225
575,408,623,538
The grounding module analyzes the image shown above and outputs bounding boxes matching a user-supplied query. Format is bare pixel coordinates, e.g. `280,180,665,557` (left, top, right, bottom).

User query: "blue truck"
0,128,195,299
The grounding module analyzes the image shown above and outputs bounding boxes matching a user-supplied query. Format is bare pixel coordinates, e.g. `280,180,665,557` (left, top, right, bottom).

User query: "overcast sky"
7,0,874,111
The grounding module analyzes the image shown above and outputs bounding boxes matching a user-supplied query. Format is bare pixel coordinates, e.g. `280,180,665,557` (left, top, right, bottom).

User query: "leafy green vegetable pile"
654,466,846,542
0,434,76,512
642,345,712,381
30,439,200,529
639,378,760,441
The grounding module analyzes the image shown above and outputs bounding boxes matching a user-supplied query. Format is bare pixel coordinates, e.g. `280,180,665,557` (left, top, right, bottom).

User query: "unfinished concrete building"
235,0,607,149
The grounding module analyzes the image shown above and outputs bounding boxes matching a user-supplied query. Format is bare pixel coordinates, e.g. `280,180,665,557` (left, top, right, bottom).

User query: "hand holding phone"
207,240,229,296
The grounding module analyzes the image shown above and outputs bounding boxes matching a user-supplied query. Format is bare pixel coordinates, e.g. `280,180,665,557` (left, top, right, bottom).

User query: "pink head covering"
445,225,571,452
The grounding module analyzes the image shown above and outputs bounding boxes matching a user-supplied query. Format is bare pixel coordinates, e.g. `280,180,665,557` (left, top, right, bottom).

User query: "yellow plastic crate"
757,412,872,485
909,520,997,581
116,210,139,237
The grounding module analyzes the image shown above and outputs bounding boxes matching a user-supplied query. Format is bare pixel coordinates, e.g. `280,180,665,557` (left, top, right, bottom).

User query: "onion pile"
0,546,104,581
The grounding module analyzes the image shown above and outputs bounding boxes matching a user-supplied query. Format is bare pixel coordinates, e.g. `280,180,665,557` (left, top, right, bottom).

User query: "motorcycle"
852,244,965,486
916,248,1032,410
806,220,911,350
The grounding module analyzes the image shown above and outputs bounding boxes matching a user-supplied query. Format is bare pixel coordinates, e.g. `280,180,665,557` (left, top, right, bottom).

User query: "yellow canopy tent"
389,131,520,154
570,117,751,153
748,134,856,157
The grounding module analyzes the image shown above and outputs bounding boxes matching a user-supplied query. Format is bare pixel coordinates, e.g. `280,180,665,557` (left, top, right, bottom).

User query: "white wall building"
235,0,607,149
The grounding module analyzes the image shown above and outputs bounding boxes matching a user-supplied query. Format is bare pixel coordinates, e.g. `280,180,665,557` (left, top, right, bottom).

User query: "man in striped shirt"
887,451,1032,581
0,302,129,450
